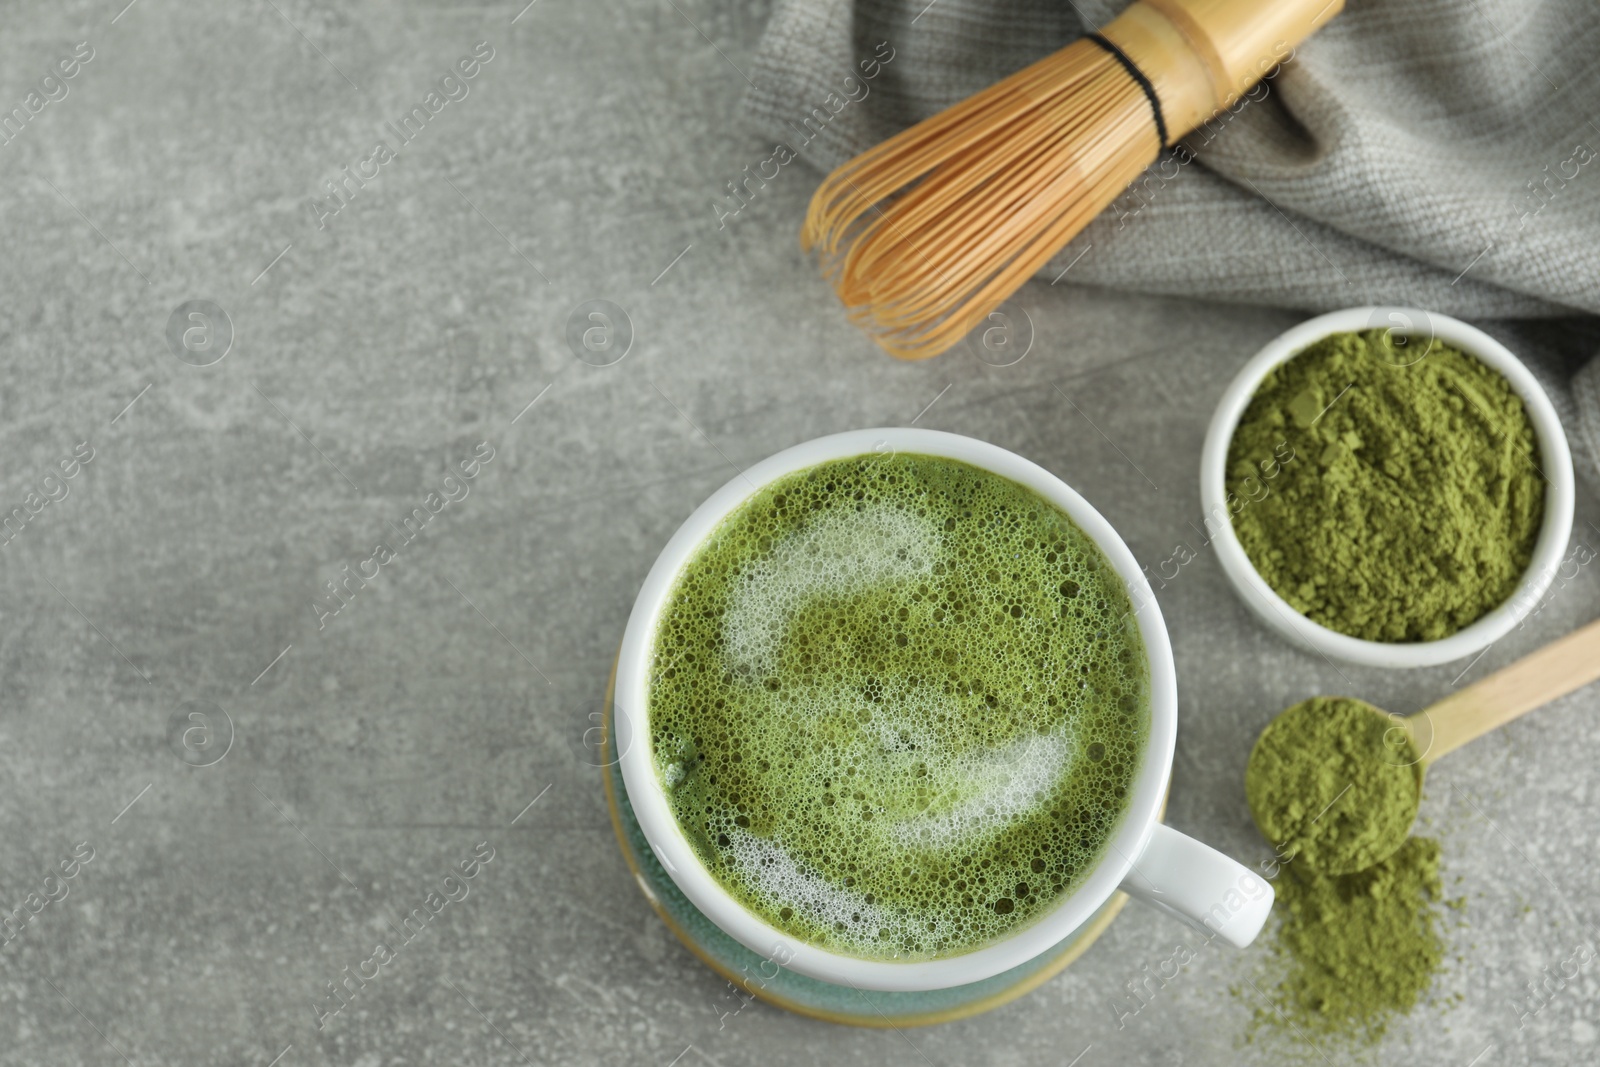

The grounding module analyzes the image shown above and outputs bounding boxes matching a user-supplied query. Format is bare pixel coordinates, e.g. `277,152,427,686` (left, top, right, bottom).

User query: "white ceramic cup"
615,428,1272,992
1199,307,1575,669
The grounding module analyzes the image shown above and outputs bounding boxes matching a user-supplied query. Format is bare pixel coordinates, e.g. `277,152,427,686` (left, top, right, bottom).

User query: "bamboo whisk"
802,0,1344,359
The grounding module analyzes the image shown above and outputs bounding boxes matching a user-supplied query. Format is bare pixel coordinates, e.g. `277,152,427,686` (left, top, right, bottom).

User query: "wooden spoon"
1247,618,1600,875
1399,617,1600,766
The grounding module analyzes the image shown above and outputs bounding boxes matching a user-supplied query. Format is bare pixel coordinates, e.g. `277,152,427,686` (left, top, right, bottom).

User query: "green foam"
649,453,1149,960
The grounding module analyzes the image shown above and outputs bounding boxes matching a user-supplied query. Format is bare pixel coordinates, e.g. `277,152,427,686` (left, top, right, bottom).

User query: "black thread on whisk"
1085,32,1168,151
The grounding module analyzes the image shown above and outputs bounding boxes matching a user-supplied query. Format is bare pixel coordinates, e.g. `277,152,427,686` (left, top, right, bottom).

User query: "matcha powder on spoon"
1227,328,1545,642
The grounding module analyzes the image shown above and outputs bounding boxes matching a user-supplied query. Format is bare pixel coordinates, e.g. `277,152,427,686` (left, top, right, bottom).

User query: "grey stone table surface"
3,2,1598,1065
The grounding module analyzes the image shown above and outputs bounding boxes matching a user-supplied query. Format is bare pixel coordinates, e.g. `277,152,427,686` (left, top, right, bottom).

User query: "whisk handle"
1102,0,1344,145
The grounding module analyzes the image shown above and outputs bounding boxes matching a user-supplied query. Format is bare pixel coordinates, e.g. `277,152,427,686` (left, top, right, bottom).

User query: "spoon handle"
1415,618,1600,764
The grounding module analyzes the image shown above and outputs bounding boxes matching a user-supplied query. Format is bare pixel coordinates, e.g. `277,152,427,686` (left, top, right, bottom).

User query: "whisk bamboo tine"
835,80,1136,289
804,0,1344,359
825,61,1140,317
853,85,1141,287
803,54,1091,253
846,110,1151,325
858,131,1153,350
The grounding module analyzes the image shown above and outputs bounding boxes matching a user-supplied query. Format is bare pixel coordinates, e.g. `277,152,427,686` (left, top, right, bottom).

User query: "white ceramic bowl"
1200,307,1575,669
617,428,1273,992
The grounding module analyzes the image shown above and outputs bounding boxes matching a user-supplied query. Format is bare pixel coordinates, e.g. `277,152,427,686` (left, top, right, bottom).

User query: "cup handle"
1116,823,1274,948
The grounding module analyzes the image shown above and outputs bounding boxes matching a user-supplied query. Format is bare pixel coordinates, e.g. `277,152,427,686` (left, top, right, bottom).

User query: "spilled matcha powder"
1260,837,1453,1042
1245,696,1456,1042
1228,328,1545,642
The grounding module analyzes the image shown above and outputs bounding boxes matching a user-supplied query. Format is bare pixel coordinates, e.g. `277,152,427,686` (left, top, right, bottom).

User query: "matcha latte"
646,453,1149,961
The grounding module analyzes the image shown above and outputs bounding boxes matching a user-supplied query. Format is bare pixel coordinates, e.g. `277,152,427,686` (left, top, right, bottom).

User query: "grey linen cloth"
743,0,1600,485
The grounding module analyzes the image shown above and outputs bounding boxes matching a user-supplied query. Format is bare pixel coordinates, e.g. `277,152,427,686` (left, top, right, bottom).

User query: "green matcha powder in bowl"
1200,308,1575,669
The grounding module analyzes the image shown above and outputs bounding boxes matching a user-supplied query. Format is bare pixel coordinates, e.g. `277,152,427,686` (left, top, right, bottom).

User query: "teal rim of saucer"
599,663,1128,1028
